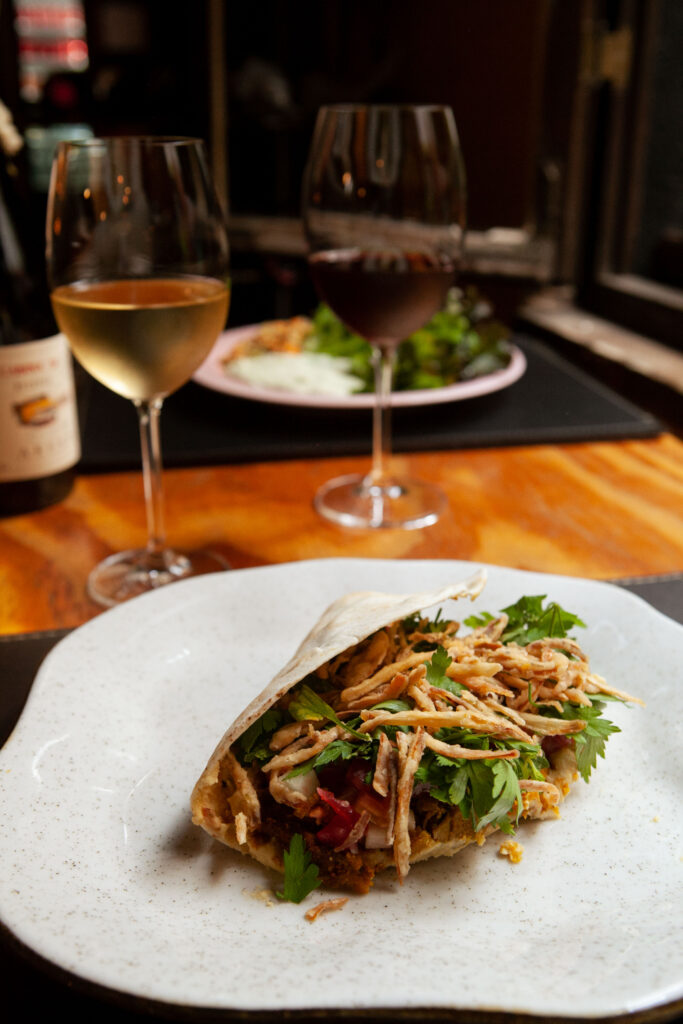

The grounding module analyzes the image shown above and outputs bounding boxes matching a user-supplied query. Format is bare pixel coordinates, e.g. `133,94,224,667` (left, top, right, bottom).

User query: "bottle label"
0,333,81,482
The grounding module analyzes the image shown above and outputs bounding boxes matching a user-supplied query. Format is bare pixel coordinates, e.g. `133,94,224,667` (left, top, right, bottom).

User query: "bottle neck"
0,154,56,343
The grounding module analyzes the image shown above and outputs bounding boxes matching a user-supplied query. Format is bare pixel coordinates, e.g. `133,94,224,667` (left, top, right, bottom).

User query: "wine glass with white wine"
47,136,230,606
302,105,466,529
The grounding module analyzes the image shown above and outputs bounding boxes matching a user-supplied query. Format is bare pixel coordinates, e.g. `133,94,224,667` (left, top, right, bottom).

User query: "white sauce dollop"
226,352,365,396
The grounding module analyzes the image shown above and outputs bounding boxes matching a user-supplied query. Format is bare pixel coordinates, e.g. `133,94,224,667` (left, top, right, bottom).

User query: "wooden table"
2,432,683,635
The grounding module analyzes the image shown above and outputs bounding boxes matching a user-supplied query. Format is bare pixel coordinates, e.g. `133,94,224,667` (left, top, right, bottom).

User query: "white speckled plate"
192,325,527,408
1,559,682,1019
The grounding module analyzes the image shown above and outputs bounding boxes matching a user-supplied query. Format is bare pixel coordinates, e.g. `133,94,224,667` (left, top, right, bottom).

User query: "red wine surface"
308,250,454,343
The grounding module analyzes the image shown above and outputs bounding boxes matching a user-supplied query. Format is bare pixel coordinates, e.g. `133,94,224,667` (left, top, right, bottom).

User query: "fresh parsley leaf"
275,834,321,904
466,595,585,645
364,699,412,738
540,697,620,782
464,610,495,628
286,737,368,778
288,684,366,739
468,759,522,831
426,645,452,684
434,726,489,748
238,708,284,764
425,645,463,694
370,698,412,713
447,766,469,805
400,607,450,648
402,606,446,632
416,727,547,834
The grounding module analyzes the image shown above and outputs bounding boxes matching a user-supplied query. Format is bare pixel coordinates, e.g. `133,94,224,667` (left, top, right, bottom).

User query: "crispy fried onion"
372,732,394,797
422,732,519,761
517,712,586,736
304,897,349,922
263,726,344,773
394,728,426,881
234,810,248,845
242,611,637,887
225,751,261,826
335,810,370,852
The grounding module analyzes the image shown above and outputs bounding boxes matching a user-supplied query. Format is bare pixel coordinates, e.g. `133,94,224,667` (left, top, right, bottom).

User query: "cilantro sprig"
401,606,446,637
286,737,371,778
466,594,586,645
414,727,547,834
540,696,621,782
425,644,463,695
275,834,321,904
237,708,284,764
288,683,366,740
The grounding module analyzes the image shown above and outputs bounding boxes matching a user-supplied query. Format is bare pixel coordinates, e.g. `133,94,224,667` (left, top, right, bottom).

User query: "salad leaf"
288,683,366,740
425,644,463,694
306,304,373,389
540,697,621,782
416,751,524,833
465,595,586,645
275,834,321,904
414,727,547,833
400,606,446,635
238,708,284,764
306,288,511,393
370,698,413,714
469,759,522,832
286,737,370,778
286,698,414,779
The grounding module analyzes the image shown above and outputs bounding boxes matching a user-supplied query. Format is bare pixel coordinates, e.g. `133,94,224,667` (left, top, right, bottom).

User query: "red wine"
308,250,454,343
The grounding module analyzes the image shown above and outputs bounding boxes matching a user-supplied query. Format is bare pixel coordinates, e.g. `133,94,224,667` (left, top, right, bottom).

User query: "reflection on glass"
302,104,466,529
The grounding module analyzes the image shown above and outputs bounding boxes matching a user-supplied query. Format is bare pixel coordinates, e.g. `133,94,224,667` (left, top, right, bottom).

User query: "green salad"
303,288,512,392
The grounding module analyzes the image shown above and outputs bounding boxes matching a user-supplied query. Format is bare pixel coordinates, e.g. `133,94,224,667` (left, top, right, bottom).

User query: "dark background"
1,0,681,412
0,0,583,326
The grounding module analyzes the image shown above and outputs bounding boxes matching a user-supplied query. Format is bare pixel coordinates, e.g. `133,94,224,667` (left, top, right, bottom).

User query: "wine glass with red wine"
302,105,466,528
47,137,230,606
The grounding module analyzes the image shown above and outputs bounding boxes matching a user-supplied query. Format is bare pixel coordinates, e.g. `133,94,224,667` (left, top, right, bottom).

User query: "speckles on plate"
0,559,681,1015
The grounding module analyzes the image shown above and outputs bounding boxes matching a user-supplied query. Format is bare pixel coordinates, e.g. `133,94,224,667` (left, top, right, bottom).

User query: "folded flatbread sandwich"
191,570,638,894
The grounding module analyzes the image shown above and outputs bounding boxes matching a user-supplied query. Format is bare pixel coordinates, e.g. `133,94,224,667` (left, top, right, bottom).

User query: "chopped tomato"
343,760,390,825
317,814,355,847
353,789,390,827
316,787,360,847
316,787,357,824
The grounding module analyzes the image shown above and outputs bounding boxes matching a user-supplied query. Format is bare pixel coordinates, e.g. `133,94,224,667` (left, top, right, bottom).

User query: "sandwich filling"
192,589,639,895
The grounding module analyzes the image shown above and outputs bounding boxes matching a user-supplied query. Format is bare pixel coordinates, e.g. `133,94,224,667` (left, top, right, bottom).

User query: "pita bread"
190,569,582,892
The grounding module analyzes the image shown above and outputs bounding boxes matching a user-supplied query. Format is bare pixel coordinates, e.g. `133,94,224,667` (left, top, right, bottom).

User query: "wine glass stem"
369,342,397,487
135,397,168,565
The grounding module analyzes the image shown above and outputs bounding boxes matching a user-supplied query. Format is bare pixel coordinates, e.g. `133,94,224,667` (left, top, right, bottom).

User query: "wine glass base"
314,473,446,529
87,547,229,608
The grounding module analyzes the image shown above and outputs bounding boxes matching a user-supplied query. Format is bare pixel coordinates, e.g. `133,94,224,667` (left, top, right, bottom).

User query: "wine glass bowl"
302,105,466,529
47,136,230,606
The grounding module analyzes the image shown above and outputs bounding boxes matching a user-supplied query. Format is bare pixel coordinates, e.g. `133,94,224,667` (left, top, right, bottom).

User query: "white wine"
51,277,230,401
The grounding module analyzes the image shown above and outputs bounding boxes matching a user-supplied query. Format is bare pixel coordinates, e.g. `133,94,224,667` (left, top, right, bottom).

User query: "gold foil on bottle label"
0,333,81,481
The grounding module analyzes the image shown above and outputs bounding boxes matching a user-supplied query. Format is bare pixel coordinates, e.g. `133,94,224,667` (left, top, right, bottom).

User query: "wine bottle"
0,100,80,516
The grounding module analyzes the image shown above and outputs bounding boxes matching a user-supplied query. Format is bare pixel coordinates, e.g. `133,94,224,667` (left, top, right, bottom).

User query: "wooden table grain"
2,433,683,635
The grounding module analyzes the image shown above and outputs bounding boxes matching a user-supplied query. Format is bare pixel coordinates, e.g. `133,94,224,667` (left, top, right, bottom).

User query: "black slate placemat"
76,336,660,473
